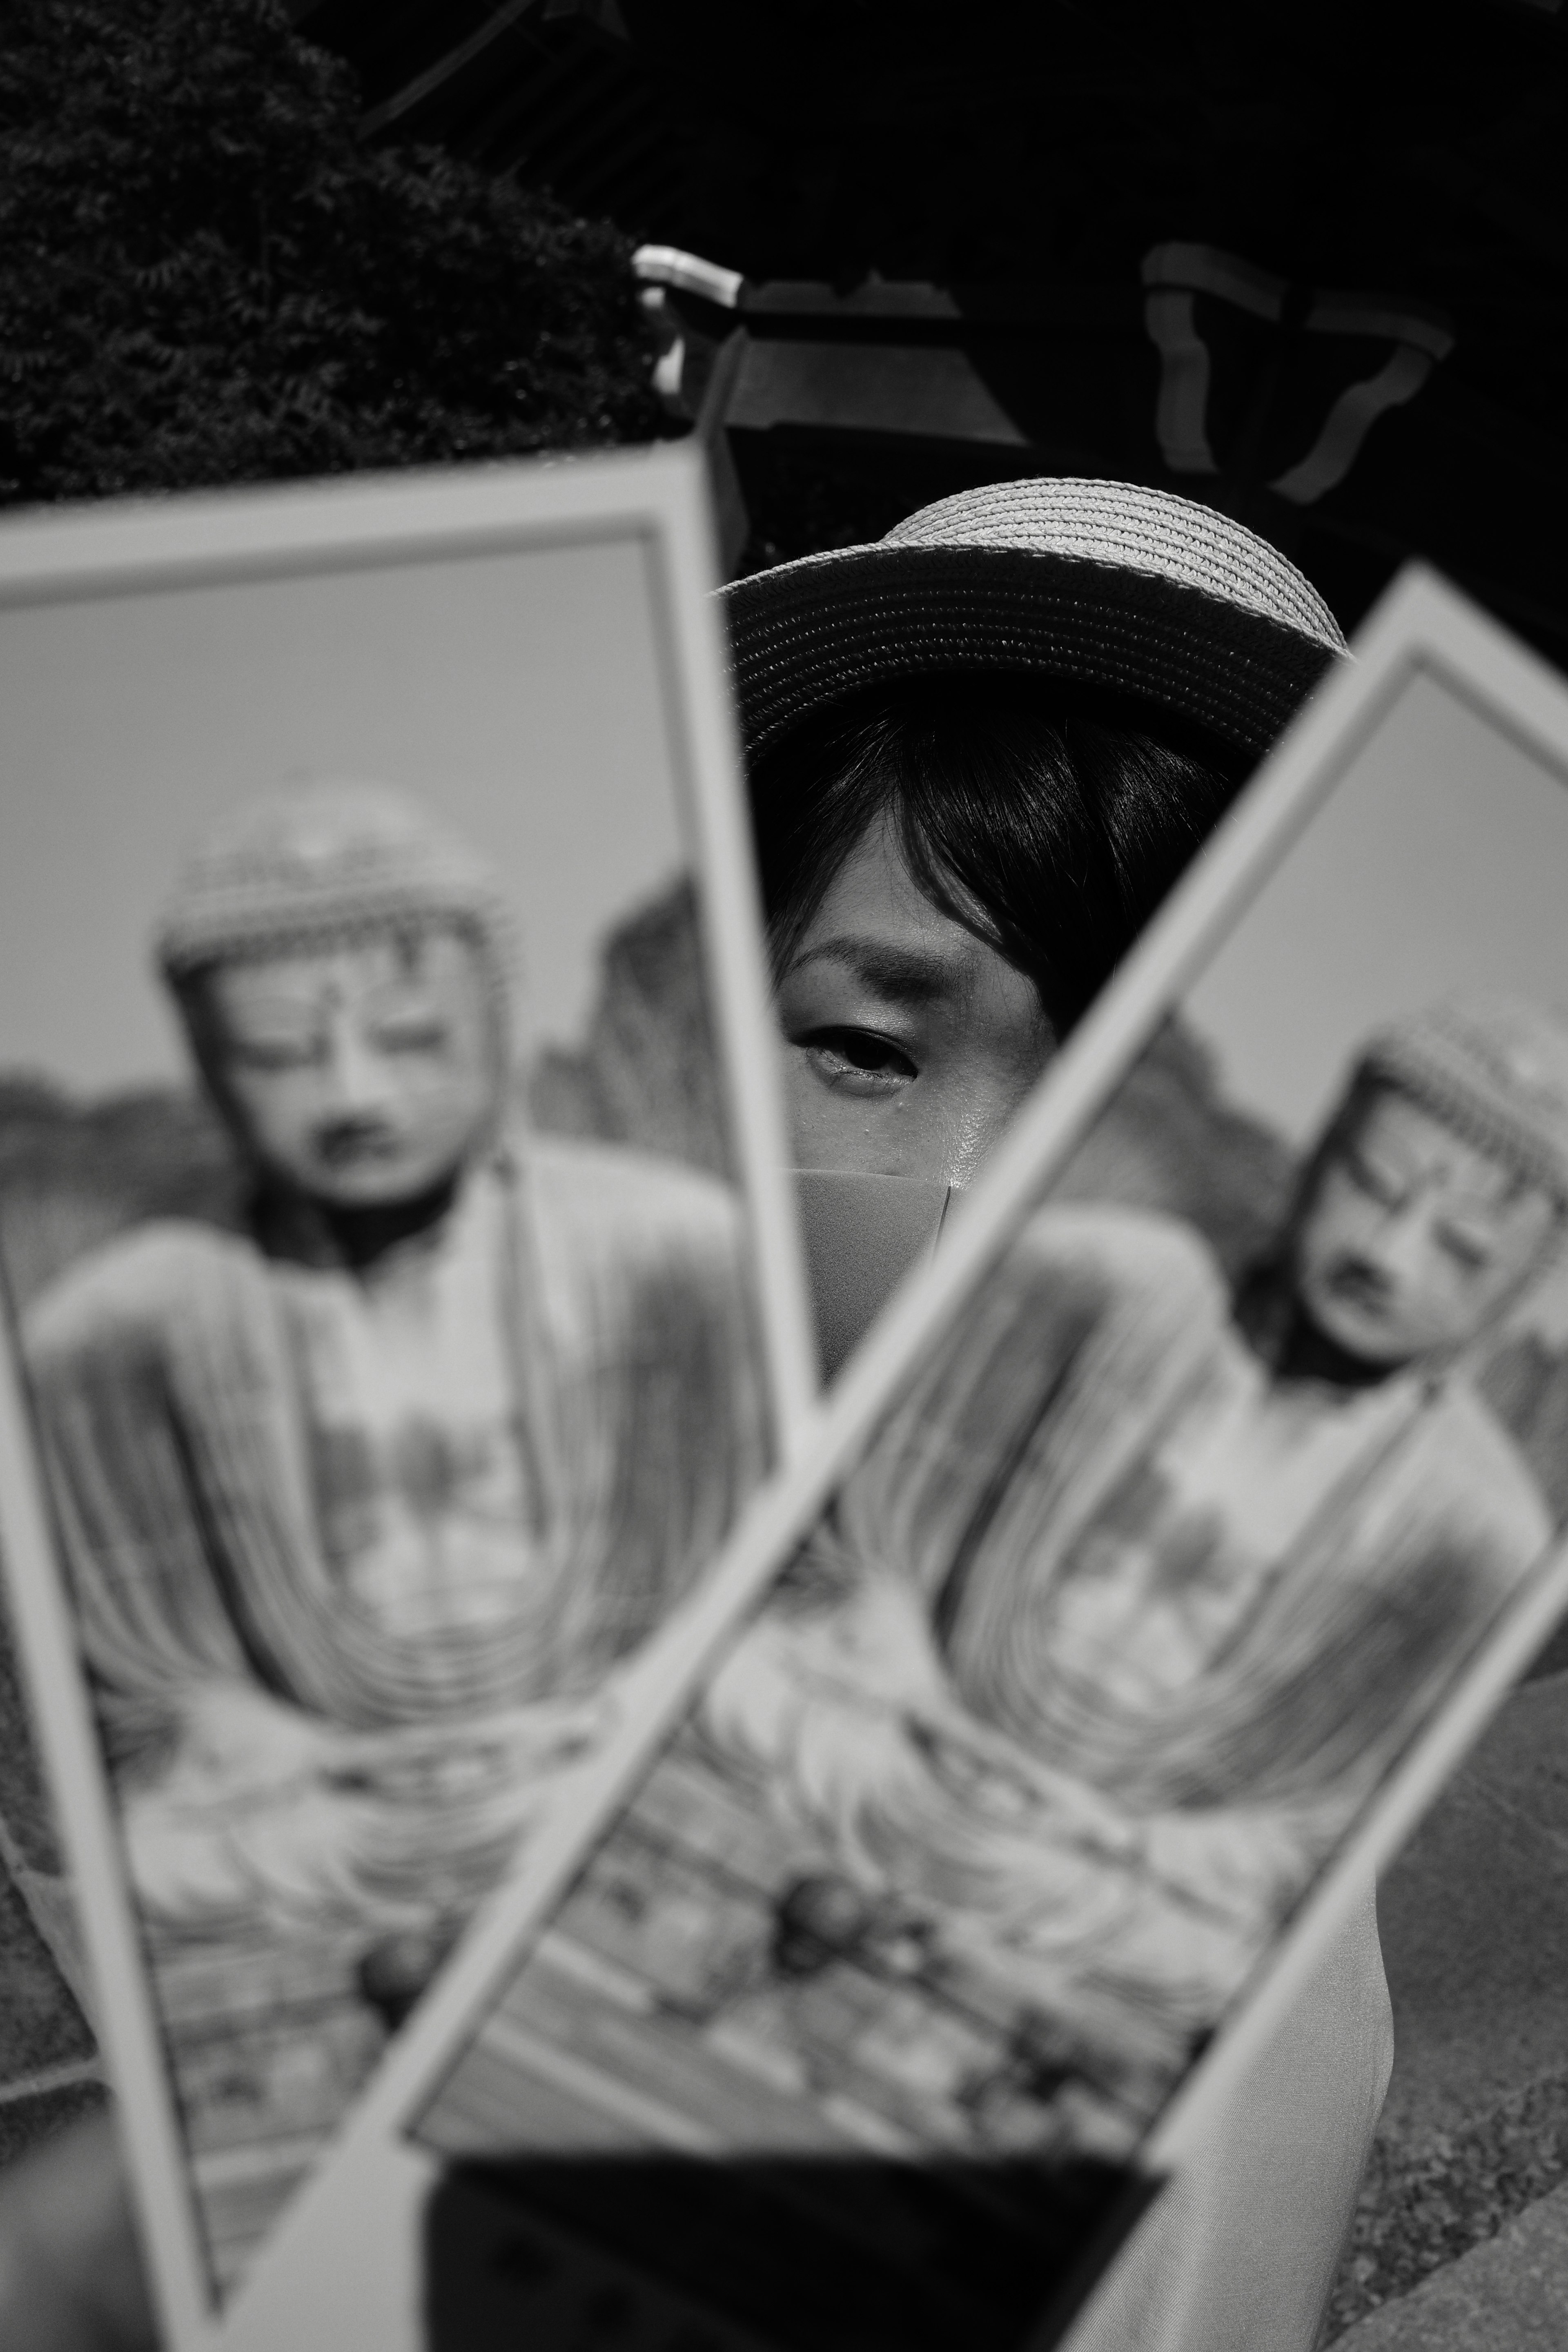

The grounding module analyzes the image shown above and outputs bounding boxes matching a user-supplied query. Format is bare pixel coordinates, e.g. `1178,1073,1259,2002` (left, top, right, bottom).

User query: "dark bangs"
748,676,1245,1034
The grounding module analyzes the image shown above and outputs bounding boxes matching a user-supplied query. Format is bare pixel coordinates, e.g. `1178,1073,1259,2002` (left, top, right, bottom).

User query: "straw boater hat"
721,476,1347,768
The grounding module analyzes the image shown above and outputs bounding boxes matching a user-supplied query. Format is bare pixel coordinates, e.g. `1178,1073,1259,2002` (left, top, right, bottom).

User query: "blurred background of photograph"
4,2,1567,2339
404,641,1568,2352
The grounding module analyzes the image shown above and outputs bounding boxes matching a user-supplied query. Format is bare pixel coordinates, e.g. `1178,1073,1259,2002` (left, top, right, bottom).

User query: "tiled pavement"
1331,2183,1568,2349
1327,1667,1568,2344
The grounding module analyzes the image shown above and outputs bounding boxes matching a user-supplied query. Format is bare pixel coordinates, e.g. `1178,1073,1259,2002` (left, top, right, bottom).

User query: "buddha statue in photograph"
701,993,1568,2109
26,784,765,1953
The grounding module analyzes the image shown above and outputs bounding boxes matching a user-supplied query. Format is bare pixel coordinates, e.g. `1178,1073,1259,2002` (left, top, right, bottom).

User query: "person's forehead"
786,815,991,997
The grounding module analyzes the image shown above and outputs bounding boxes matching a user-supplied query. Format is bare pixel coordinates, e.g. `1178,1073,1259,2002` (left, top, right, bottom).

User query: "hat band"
725,545,1338,767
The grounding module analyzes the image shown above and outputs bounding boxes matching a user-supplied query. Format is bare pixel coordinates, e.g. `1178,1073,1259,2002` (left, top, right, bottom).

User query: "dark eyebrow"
782,936,966,1004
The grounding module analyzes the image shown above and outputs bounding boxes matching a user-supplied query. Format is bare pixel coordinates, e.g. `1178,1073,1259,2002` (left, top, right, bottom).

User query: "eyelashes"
797,1026,919,1094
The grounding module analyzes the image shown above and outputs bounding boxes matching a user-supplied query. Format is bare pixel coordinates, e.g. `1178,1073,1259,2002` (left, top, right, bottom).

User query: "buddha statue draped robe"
25,1134,766,1923
702,1203,1551,2042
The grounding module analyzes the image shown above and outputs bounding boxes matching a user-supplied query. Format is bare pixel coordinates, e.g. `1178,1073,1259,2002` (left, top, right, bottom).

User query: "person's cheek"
935,1089,1011,1191
782,1052,831,1165
933,1038,1054,1192
781,1054,927,1177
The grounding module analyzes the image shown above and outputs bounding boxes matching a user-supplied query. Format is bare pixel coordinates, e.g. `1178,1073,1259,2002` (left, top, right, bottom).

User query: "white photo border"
0,443,820,2350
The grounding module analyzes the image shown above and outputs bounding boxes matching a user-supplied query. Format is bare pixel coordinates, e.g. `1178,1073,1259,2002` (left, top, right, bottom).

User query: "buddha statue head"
157,783,514,1219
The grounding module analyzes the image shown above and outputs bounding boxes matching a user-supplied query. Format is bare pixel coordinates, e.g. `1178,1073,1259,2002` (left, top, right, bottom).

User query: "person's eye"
796,1025,918,1095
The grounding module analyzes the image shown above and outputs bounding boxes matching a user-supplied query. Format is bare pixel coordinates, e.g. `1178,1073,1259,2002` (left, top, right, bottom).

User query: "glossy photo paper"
0,448,814,2347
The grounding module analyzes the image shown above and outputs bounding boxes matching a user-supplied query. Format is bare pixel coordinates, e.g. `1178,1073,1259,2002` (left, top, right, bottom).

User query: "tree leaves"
0,0,666,504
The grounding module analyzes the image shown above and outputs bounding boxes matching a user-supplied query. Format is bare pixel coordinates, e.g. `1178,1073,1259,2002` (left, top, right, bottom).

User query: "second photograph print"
224,472,1356,2352
0,453,786,2317
402,584,1568,2352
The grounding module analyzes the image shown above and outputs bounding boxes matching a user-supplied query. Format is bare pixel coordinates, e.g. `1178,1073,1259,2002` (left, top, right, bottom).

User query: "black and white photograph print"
0,454,800,2321
400,587,1568,2352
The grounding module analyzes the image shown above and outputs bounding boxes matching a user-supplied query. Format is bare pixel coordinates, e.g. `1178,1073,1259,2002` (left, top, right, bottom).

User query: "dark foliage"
0,0,665,505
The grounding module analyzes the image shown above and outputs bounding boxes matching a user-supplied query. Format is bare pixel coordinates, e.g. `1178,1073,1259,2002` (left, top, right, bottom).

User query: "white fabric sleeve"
1063,1877,1392,2352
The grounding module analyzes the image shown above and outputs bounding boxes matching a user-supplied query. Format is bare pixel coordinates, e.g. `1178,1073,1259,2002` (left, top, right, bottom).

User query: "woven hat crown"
155,781,514,983
1357,995,1568,1204
722,473,1346,767
881,479,1345,653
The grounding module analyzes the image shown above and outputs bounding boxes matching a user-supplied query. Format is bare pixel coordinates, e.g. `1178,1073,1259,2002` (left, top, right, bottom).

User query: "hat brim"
722,544,1340,769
